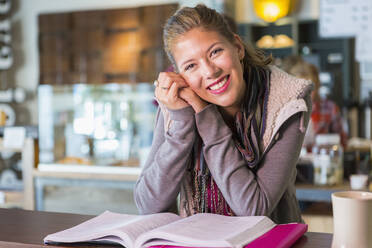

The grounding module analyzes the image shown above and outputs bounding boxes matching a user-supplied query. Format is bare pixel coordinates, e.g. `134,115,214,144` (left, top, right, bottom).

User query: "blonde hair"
163,4,272,114
163,4,271,70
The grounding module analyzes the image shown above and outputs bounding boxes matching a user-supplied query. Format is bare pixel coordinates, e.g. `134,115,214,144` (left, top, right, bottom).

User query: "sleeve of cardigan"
134,106,196,214
195,99,310,216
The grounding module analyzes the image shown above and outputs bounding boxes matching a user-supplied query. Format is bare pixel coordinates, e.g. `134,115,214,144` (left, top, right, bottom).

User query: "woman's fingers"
157,82,179,104
155,81,185,107
154,84,162,99
158,72,188,89
154,72,190,110
178,87,193,102
179,87,208,113
168,82,178,99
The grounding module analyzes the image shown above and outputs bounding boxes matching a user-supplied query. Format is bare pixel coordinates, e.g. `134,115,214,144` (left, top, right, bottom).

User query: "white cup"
350,174,369,190
332,191,372,248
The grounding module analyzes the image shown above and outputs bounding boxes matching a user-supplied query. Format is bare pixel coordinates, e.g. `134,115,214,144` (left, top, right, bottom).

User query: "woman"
134,5,312,224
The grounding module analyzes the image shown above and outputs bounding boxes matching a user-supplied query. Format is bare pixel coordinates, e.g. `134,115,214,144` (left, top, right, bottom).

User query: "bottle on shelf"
312,134,343,186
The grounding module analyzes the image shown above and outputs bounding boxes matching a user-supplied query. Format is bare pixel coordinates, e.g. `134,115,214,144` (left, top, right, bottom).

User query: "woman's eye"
211,48,223,56
184,63,195,71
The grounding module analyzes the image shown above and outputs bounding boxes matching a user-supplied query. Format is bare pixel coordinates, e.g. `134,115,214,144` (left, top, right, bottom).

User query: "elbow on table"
134,191,175,215
135,200,176,215
134,196,161,215
231,192,273,217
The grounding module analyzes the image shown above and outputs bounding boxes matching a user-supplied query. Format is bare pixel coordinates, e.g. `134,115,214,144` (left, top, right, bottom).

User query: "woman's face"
172,28,246,114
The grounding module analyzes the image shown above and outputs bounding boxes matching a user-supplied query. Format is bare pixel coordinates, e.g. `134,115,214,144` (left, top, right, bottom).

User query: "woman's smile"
207,74,230,94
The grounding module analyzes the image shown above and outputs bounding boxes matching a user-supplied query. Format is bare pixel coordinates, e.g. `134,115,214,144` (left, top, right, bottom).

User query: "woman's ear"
233,34,245,60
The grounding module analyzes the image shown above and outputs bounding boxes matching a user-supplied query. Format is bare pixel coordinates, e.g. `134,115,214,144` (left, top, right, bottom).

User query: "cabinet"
38,83,156,167
33,165,140,213
38,4,178,85
35,80,158,213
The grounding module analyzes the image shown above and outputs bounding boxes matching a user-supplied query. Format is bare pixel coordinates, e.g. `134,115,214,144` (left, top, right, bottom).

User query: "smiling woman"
134,4,313,224
171,28,246,116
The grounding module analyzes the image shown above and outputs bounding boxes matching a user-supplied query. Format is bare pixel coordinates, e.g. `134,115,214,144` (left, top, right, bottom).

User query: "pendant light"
253,0,293,23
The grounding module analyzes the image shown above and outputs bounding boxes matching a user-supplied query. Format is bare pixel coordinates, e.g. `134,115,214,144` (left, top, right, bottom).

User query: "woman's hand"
155,72,190,110
179,87,208,113
155,72,208,112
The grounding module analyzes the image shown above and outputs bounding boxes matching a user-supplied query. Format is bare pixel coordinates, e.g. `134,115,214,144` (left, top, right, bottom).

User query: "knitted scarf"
190,69,271,216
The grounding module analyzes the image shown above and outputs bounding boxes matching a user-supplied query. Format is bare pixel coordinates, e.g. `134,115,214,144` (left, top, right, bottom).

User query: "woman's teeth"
210,76,228,90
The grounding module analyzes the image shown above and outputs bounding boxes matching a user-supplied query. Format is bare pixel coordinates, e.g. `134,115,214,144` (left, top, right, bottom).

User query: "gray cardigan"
134,66,312,224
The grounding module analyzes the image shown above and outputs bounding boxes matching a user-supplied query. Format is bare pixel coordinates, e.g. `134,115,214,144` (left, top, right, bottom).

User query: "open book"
44,211,307,248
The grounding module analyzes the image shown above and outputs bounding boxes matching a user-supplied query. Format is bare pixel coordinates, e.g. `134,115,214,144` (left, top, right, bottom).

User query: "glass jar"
312,134,344,185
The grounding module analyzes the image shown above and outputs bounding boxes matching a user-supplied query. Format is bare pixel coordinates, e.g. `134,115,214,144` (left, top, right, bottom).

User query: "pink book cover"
149,223,307,248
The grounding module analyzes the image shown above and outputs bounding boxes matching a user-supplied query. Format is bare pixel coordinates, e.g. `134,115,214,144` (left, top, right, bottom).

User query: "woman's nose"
201,60,220,78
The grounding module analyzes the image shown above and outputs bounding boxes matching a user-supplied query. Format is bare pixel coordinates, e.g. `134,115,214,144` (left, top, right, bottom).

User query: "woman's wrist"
192,101,209,113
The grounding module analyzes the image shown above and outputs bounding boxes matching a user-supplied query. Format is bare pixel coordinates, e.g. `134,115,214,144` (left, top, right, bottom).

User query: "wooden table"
0,208,332,248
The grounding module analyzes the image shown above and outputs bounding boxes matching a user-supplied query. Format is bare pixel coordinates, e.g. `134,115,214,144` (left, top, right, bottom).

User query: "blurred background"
0,0,371,234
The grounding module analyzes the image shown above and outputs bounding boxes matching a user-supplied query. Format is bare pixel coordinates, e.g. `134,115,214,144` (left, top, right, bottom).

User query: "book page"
135,213,275,248
117,212,180,243
44,211,180,248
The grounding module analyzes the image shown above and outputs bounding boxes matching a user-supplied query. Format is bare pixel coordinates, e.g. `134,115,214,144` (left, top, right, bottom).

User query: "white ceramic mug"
332,191,372,248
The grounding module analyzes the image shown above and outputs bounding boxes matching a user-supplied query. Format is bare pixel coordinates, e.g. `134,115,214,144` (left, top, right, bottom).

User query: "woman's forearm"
134,107,196,214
